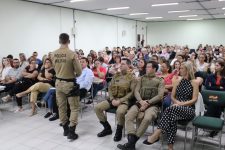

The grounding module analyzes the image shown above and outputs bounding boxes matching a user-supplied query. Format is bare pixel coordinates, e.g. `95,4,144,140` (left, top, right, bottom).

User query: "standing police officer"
94,58,136,141
51,33,82,140
117,61,165,150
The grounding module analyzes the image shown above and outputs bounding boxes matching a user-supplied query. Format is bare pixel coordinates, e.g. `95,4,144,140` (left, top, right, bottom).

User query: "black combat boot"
62,121,69,136
67,126,78,140
114,125,123,142
117,134,139,150
97,121,112,137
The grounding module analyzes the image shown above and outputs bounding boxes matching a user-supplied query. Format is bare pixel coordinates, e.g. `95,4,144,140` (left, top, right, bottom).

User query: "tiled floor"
0,99,224,150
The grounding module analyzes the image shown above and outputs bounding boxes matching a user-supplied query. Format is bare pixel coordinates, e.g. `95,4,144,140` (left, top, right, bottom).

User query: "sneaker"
44,112,52,118
2,95,12,102
14,108,23,113
49,113,59,121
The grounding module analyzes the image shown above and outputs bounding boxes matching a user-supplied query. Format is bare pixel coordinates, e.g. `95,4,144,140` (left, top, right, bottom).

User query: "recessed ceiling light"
146,17,163,19
218,0,225,1
168,10,190,13
152,3,178,7
107,7,130,11
70,0,87,2
179,15,198,18
129,13,149,16
222,7,225,9
187,18,203,21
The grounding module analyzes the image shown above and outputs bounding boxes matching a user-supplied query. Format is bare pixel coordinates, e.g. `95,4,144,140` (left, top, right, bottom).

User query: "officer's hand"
140,100,148,107
112,100,121,106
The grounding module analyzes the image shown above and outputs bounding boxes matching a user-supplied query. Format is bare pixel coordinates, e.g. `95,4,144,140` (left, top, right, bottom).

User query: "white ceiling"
24,0,225,22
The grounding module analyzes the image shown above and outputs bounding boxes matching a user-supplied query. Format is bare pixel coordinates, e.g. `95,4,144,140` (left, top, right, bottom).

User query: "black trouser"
0,83,15,93
80,88,87,100
204,103,223,118
8,81,34,107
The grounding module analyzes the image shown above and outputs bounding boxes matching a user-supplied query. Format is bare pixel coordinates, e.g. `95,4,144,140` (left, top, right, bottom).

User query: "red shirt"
92,66,107,80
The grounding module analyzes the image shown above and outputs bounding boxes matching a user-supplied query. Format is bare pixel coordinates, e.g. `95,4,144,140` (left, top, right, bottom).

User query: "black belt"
56,77,74,82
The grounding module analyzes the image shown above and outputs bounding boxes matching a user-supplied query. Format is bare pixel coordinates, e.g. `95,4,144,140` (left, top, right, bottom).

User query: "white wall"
0,0,74,60
147,19,225,49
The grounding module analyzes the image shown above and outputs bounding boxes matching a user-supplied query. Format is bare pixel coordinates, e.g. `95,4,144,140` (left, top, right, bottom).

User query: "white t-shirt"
1,66,12,80
196,60,208,72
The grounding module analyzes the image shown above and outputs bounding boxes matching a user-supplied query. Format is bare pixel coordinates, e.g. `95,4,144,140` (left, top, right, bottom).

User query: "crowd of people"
0,39,225,150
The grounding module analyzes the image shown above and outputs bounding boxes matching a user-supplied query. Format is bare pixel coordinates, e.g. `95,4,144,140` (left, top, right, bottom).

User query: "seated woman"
157,61,179,110
86,58,106,104
132,58,147,79
0,57,12,83
204,60,225,137
143,61,199,150
2,59,38,112
16,58,55,116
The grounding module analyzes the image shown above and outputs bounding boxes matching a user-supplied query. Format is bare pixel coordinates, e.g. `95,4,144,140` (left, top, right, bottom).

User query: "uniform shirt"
7,67,22,80
52,48,82,79
77,67,94,91
135,74,165,105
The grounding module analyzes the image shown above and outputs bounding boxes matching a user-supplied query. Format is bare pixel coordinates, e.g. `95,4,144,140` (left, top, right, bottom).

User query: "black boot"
114,125,123,142
97,121,112,137
62,122,69,136
117,134,139,150
67,126,78,140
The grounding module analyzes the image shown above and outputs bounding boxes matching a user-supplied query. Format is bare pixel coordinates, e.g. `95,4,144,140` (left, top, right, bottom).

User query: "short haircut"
59,33,70,44
121,58,131,66
13,58,19,61
81,57,89,63
98,57,104,63
152,55,158,61
147,61,159,71
7,54,13,59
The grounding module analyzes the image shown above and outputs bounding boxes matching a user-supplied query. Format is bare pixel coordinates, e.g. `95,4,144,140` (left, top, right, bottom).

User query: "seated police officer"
117,61,165,150
94,58,136,141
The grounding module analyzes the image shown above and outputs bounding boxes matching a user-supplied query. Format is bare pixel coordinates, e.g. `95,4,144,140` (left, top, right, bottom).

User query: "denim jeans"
43,88,56,110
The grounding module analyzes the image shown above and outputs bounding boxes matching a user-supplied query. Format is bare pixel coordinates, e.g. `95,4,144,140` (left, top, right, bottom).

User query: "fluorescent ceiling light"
187,18,203,21
222,7,225,9
129,13,149,16
70,0,87,2
179,15,198,18
152,3,178,7
218,0,225,1
168,10,190,13
146,17,163,19
107,7,130,10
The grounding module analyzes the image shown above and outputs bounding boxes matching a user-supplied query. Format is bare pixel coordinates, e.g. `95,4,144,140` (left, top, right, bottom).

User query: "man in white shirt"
76,57,94,99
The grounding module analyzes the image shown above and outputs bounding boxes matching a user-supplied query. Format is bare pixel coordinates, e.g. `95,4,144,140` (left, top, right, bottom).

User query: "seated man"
94,58,136,142
76,57,94,99
117,61,165,150
2,58,22,101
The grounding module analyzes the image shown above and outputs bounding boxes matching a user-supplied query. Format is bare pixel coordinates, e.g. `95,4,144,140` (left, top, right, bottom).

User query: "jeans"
43,88,56,110
92,82,104,98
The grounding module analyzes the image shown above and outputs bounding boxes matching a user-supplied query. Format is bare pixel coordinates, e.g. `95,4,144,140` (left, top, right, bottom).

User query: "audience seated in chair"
86,57,107,104
204,60,225,137
16,58,55,116
95,58,136,142
117,61,164,150
2,59,38,112
1,58,22,98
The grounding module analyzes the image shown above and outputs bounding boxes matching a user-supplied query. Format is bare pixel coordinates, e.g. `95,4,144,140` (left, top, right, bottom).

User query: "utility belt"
56,77,80,97
56,77,74,82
